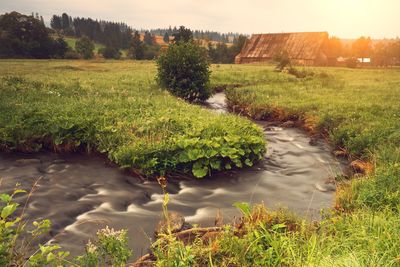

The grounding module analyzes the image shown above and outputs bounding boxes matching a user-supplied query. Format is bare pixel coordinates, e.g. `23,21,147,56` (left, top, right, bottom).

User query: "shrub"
156,42,211,102
273,50,291,71
75,36,95,59
99,46,121,59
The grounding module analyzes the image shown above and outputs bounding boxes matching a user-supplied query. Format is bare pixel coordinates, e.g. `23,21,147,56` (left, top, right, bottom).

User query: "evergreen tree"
128,31,144,60
50,15,62,30
172,26,193,43
143,31,154,45
61,13,70,29
163,32,169,43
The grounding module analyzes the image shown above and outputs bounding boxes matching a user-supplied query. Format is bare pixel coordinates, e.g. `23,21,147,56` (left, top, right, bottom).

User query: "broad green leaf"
244,158,253,167
192,161,208,178
0,194,12,203
1,203,18,219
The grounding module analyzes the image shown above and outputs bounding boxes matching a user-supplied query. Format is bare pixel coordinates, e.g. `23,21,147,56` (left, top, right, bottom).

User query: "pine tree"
163,32,169,44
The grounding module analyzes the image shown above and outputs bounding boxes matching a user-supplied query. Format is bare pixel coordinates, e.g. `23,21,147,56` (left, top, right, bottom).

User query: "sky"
1,0,399,39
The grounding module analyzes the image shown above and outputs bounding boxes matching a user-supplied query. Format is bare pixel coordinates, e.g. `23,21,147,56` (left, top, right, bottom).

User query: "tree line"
0,12,68,58
324,36,400,66
149,27,244,43
51,13,133,49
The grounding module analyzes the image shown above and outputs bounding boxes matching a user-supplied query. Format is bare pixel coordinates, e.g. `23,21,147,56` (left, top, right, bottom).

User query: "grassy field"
63,36,104,53
153,65,400,266
0,60,265,178
1,60,400,266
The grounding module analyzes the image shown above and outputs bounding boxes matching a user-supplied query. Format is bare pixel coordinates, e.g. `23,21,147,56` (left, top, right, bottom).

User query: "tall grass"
0,60,265,178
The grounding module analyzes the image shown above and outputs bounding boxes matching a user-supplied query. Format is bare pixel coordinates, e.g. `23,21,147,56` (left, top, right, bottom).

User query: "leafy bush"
99,46,121,59
75,36,95,59
157,42,211,102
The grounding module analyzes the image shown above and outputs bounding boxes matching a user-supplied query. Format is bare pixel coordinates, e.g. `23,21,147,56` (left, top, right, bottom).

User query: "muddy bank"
0,93,346,259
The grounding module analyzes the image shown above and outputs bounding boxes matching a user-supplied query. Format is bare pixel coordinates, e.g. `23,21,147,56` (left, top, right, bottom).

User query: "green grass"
152,65,400,266
0,60,265,178
2,61,400,266
63,36,104,54
222,66,400,211
59,36,128,57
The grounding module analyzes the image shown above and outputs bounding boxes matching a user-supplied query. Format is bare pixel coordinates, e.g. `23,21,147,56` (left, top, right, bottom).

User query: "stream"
0,93,346,259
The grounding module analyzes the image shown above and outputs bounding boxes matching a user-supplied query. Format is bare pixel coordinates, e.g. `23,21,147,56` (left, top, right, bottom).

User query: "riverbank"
148,65,400,266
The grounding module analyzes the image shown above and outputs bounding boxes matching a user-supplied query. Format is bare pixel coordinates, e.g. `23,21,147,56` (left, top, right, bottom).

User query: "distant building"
235,32,329,66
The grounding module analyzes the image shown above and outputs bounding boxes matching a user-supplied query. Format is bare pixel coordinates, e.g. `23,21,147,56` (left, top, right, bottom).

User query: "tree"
52,37,69,58
352,36,373,62
50,15,62,30
143,31,154,46
172,26,193,43
75,36,94,59
157,42,211,102
128,31,144,60
61,13,70,29
324,36,344,65
163,32,170,43
0,12,56,58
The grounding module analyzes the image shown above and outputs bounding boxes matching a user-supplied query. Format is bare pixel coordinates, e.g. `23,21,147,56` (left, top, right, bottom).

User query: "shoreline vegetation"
1,60,400,266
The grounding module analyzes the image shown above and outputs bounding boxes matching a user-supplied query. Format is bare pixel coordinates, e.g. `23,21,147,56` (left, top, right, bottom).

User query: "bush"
156,42,211,102
75,36,95,59
99,46,121,59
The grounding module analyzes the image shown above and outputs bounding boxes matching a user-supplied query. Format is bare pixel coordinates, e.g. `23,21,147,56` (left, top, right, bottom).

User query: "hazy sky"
1,0,399,38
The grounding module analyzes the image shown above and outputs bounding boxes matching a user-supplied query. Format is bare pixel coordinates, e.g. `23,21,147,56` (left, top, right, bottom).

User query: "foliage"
99,46,121,59
153,204,400,266
352,36,373,59
0,188,70,266
0,61,265,178
0,12,67,59
76,227,132,267
51,12,133,49
144,31,155,46
75,36,95,59
157,42,212,103
172,26,193,43
223,64,400,213
273,50,291,71
0,188,132,266
163,32,170,43
128,31,145,60
207,35,248,64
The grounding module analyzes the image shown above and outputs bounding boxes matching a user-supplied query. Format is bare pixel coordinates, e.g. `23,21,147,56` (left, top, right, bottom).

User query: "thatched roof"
236,32,328,62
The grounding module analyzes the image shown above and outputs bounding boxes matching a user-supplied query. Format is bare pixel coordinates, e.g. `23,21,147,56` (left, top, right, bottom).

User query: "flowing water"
0,93,346,259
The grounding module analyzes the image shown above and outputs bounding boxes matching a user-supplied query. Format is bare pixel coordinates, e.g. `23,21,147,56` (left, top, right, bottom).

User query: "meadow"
153,65,400,266
0,60,265,178
1,60,400,266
